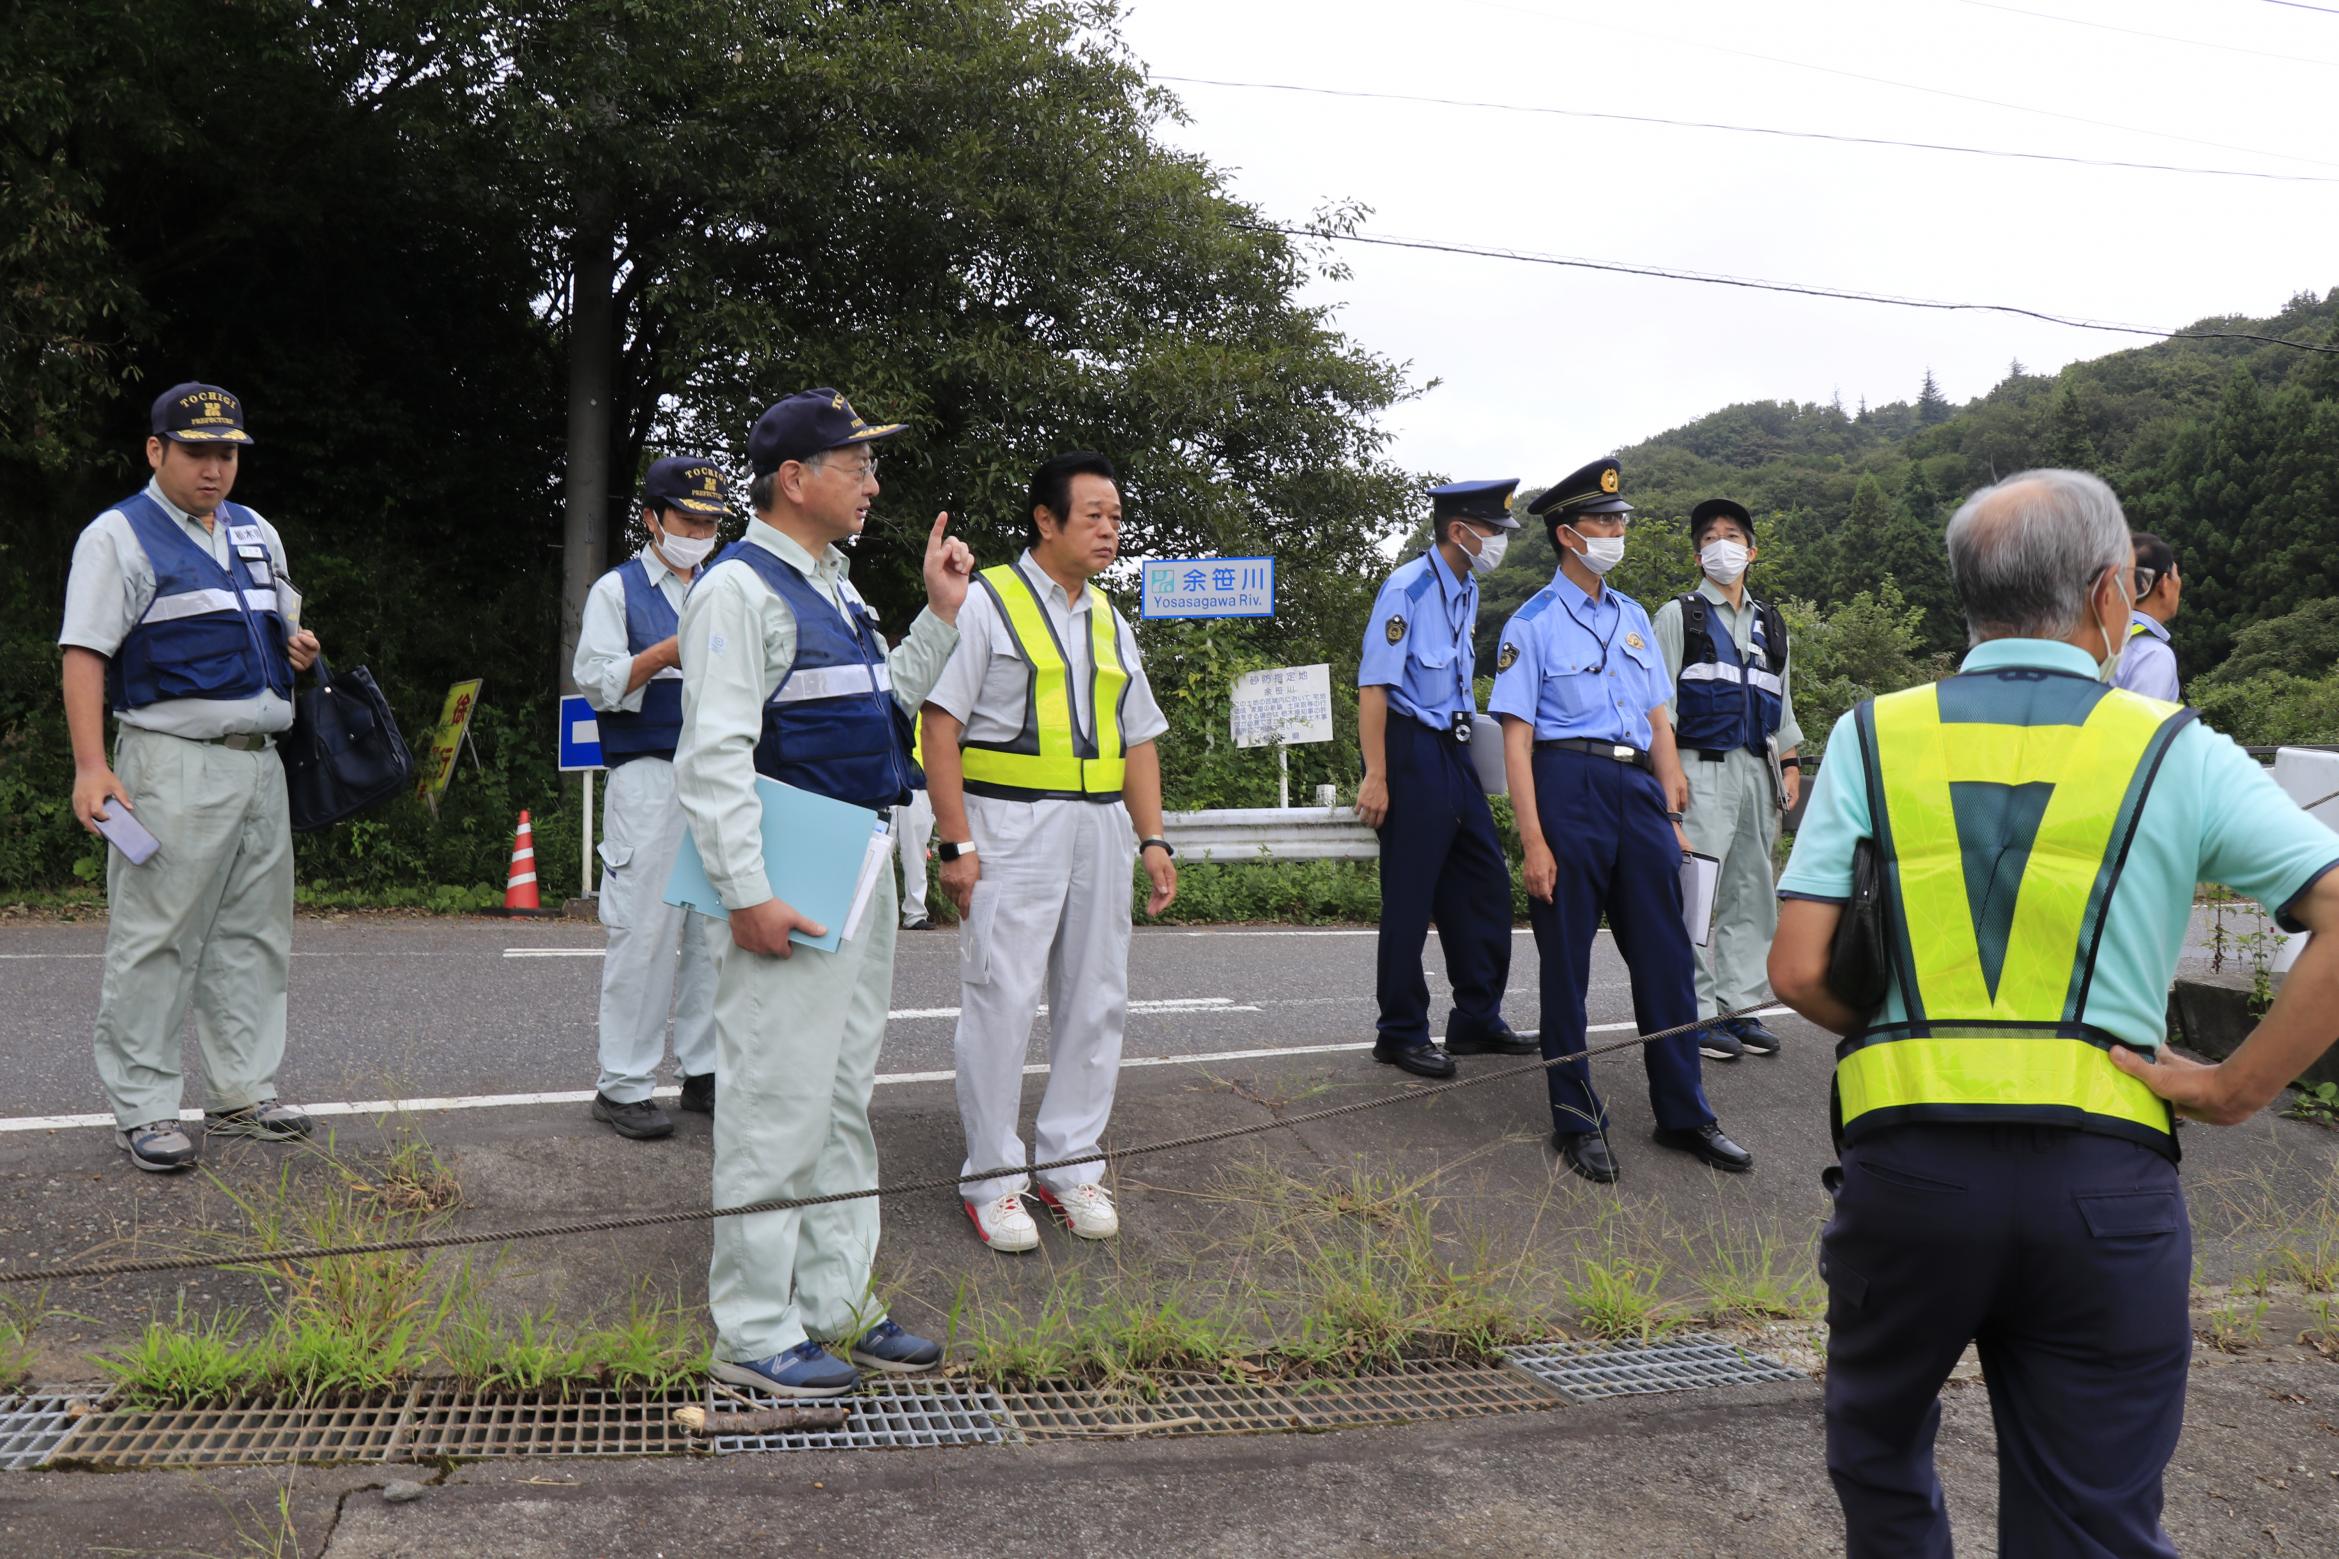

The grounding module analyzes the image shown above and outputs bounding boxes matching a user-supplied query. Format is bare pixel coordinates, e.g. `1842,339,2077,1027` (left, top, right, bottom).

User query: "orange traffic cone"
502,810,541,911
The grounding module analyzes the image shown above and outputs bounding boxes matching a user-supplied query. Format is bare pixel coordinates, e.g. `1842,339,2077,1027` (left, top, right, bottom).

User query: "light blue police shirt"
1357,548,1478,730
1489,568,1670,748
2113,611,2180,703
1778,639,2339,1050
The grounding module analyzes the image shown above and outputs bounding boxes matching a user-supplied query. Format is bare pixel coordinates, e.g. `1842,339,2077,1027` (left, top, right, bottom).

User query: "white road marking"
0,1010,1792,1134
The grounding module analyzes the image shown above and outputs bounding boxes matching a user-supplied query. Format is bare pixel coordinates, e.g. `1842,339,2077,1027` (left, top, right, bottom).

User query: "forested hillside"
1471,290,2339,750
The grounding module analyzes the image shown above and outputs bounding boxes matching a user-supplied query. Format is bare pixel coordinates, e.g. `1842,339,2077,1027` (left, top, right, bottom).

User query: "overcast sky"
1115,0,2339,487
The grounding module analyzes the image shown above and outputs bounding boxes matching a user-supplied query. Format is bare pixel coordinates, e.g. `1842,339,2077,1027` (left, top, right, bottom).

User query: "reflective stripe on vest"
107,491,292,711
1835,671,2193,1156
596,557,685,765
960,564,1130,801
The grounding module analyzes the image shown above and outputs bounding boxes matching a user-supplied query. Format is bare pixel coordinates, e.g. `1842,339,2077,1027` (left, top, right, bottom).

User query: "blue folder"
663,776,882,953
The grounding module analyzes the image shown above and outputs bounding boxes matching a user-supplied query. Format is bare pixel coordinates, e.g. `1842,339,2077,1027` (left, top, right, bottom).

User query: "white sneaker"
963,1193,1039,1252
1035,1182,1119,1240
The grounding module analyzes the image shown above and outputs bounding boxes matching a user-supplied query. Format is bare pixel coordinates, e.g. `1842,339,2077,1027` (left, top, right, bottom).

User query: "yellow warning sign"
416,679,483,800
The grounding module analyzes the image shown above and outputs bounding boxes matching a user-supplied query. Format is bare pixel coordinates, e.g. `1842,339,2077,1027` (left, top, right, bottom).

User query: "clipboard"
1467,713,1507,795
664,776,887,953
1763,735,1788,813
1680,851,1721,948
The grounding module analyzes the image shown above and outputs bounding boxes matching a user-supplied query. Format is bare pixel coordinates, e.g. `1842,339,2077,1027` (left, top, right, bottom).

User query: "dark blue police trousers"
1823,1124,2189,1559
1372,715,1512,1049
1525,747,1711,1136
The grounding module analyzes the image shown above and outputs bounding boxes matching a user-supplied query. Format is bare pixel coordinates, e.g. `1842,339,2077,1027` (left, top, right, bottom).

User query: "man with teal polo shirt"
1770,468,2339,1559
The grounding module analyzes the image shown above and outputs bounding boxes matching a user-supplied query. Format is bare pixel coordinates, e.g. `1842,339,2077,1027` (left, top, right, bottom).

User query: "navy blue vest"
595,558,685,765
710,541,915,812
1673,593,1784,755
106,491,293,712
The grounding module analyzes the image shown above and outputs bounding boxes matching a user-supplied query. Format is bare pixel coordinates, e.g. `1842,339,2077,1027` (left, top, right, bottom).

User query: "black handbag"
282,652,414,832
1827,835,1891,1016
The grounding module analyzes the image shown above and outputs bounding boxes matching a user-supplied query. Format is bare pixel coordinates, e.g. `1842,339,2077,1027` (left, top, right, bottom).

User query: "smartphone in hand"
93,802,160,866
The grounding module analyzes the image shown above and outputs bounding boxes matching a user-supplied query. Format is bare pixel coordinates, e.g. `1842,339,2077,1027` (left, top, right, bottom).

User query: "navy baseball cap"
151,382,254,446
643,456,731,516
747,387,907,476
1428,478,1521,532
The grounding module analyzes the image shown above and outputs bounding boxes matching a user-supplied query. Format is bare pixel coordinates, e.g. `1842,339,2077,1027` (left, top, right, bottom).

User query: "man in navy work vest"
1492,458,1751,1184
58,383,322,1172
572,456,730,1141
1772,469,2339,1558
673,387,973,1397
1652,497,1801,1063
1355,478,1533,1080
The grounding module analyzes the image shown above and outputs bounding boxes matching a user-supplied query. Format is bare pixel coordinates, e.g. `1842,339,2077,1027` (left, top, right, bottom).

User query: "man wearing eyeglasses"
2114,533,2182,703
672,387,975,1398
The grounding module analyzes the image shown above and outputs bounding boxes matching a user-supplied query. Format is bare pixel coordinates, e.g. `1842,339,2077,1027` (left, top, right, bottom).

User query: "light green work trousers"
1681,745,1781,1018
93,725,293,1129
702,864,896,1363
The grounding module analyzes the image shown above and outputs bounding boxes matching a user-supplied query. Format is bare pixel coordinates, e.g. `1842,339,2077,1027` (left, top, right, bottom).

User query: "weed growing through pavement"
2202,1295,2270,1353
2285,1080,2339,1127
2301,1296,2339,1357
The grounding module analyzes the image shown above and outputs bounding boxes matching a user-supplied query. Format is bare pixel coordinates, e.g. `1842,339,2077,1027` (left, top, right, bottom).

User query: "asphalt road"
0,915,1669,1123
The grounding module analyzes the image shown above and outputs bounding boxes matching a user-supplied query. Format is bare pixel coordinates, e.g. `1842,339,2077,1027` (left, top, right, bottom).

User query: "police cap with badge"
152,383,255,447
1428,477,1522,532
748,387,909,476
1527,456,1632,522
643,455,732,516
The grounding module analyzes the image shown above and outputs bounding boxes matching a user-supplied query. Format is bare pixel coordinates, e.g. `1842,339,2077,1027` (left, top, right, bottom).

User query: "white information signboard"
1141,557,1274,620
1231,663,1334,750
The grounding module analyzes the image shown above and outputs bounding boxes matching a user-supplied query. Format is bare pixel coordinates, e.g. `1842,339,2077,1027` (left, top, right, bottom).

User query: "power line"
1249,224,2339,354
1156,73,2339,184
1439,0,2339,170
1954,0,2339,67
2262,0,2339,15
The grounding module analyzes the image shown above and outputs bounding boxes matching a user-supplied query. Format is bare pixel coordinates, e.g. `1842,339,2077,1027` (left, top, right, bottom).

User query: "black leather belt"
1534,738,1651,772
195,732,274,752
1694,747,1762,762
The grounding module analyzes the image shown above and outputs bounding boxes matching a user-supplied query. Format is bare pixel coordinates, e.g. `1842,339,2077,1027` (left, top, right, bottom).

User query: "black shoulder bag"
1823,714,1892,1018
282,652,414,832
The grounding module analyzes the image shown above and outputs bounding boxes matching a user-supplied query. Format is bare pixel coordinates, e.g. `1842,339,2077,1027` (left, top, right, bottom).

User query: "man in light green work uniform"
59,383,322,1172
1653,497,1801,1062
673,387,973,1397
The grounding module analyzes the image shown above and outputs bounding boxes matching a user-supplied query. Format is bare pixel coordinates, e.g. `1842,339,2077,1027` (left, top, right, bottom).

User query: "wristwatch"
1140,836,1174,858
1666,810,1686,823
936,840,978,862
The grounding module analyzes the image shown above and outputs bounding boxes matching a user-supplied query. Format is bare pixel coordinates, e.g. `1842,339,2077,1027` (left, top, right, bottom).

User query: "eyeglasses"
810,451,879,480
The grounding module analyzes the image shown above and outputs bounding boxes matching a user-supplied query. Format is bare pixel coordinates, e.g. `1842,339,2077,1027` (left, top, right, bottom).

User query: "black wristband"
1140,836,1174,858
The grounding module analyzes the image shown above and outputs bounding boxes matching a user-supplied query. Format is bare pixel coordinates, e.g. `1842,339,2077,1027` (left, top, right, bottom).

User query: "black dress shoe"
1442,1012,1539,1056
1652,1122,1754,1172
1372,1039,1457,1079
1730,1018,1783,1056
591,1093,674,1140
1556,1132,1620,1184
677,1072,715,1115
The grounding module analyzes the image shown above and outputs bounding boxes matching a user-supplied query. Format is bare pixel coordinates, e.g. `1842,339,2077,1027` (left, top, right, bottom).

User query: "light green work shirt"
1651,579,1804,754
1777,639,2339,1049
672,519,958,912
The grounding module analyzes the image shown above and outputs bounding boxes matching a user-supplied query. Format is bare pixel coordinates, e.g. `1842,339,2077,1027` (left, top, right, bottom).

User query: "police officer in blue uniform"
1492,458,1753,1183
1356,479,1533,1078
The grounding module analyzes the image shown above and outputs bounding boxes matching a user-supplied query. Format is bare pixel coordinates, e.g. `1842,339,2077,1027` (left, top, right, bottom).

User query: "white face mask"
1567,526,1626,575
654,523,717,572
1700,539,1751,584
1462,526,1509,578
2093,566,2135,682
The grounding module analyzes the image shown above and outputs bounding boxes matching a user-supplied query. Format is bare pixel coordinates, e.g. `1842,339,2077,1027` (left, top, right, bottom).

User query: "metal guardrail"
1162,806,1379,863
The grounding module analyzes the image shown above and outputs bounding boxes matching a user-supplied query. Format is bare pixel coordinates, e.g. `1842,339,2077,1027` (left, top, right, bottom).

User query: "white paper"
840,822,893,944
1467,714,1507,795
1681,851,1721,948
277,578,304,631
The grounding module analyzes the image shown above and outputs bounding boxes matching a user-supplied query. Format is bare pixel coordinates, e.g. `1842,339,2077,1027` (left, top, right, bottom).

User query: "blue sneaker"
843,1319,942,1374
709,1340,859,1398
1729,1017,1783,1056
1697,1023,1743,1062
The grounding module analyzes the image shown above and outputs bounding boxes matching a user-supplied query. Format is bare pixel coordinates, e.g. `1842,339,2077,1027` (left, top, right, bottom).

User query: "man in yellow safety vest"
1770,468,2339,1558
921,451,1178,1251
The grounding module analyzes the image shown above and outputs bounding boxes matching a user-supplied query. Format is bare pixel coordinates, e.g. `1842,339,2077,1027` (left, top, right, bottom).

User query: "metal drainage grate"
394,1387,700,1460
994,1363,1564,1440
0,1392,89,1470
50,1394,407,1469
1503,1333,1803,1403
711,1379,1009,1454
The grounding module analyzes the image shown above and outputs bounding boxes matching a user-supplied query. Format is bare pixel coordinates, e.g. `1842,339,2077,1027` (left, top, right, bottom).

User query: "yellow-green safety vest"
1836,670,2194,1158
959,564,1131,801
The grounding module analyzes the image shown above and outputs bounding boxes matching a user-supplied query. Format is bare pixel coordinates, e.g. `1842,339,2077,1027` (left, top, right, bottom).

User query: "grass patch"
2201,1294,2270,1354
